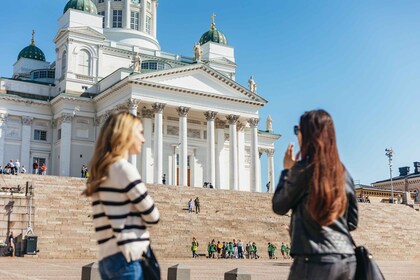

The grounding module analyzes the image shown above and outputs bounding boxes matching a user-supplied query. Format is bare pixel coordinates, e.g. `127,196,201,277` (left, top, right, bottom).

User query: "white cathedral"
0,0,280,192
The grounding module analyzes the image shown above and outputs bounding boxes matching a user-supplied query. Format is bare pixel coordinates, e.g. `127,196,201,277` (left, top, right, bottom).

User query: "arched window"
61,51,67,78
77,50,90,76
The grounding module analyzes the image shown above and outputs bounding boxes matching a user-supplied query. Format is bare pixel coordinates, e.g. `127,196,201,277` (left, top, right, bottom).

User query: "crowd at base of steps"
191,238,292,260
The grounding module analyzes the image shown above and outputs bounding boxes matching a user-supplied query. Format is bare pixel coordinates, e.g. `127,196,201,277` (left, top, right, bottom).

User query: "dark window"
34,129,47,141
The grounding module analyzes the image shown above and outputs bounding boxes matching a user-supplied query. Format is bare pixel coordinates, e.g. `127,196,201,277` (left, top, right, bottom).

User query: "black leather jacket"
272,160,358,256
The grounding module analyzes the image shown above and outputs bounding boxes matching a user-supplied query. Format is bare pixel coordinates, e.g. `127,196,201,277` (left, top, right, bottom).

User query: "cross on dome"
211,12,216,29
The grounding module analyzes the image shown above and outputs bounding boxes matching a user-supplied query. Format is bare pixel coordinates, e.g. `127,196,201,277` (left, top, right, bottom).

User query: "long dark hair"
299,110,346,226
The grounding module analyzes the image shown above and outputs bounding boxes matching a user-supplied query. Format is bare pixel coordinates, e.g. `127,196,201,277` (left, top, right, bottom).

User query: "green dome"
18,45,46,61
18,34,46,62
63,0,97,14
199,27,228,45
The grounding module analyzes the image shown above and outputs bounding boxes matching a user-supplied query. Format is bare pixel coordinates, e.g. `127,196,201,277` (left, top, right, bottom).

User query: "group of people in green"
191,237,292,260
268,242,291,259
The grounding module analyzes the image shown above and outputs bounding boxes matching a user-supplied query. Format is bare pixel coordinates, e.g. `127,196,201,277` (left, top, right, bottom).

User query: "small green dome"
63,0,97,14
199,15,228,45
18,31,45,62
199,27,228,45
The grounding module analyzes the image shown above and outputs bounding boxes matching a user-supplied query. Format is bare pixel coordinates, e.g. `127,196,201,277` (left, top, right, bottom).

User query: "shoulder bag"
141,245,161,280
349,235,385,280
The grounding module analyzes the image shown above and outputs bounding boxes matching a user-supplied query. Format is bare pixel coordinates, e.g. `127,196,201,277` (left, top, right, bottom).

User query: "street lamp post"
385,148,394,204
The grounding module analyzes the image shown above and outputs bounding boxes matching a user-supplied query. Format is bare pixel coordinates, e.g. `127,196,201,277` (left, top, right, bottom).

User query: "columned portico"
204,111,217,187
227,114,239,191
176,106,190,186
58,113,73,176
141,108,154,183
128,98,140,166
267,149,276,193
248,118,259,192
20,116,33,171
152,102,165,184
0,113,7,165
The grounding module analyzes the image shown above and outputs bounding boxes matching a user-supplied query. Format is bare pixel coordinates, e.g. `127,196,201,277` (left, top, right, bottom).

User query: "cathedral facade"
0,0,280,192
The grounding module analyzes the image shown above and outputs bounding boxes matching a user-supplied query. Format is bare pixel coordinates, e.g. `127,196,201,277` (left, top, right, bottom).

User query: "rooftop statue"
131,52,142,72
193,42,203,62
248,75,257,93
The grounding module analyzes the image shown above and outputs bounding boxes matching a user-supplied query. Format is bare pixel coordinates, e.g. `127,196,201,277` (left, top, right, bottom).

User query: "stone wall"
0,174,419,260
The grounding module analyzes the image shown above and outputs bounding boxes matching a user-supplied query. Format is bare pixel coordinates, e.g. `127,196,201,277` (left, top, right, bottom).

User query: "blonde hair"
84,111,141,196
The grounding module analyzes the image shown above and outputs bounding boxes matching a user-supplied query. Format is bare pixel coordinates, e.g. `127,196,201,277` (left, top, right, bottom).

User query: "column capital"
93,117,100,127
237,122,245,132
215,118,225,129
204,111,217,121
176,106,190,117
248,118,260,128
0,113,8,122
141,108,154,119
152,102,165,113
22,116,33,126
127,98,140,111
58,113,74,125
100,110,112,125
51,119,57,129
226,114,240,125
267,148,275,157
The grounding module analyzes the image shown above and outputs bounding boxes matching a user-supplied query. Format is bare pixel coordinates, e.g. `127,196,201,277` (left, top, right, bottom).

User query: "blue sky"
0,1,419,185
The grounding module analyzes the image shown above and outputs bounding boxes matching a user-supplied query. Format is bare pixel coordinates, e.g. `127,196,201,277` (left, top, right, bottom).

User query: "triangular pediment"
132,64,266,104
55,27,105,42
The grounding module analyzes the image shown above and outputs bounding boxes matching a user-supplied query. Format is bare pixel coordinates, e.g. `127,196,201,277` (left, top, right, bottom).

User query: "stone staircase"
0,174,419,260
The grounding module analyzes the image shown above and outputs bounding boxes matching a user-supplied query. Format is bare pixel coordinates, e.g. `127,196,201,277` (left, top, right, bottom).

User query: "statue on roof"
266,115,273,133
248,76,257,93
193,42,203,62
131,52,142,72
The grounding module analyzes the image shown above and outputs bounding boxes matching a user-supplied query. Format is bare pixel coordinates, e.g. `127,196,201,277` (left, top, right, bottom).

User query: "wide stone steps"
0,174,419,260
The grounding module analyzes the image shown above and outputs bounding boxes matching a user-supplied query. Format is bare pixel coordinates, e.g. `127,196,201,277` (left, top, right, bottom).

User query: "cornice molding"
0,95,50,107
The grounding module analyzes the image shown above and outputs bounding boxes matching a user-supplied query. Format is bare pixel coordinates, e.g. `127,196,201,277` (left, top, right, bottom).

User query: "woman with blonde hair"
272,110,358,280
84,111,160,280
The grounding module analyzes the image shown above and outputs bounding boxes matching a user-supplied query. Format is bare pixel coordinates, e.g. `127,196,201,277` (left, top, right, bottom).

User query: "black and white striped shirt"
92,159,160,261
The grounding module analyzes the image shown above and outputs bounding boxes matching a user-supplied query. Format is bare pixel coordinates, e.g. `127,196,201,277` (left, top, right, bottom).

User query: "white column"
106,0,111,28
141,108,154,184
237,122,245,191
0,113,8,166
152,103,165,184
248,118,259,192
215,118,225,189
141,0,147,32
128,98,140,166
152,0,157,37
258,150,262,192
267,149,276,193
177,106,190,187
59,113,73,176
204,111,217,187
171,145,177,185
51,120,57,175
20,116,33,172
227,115,239,191
124,0,130,29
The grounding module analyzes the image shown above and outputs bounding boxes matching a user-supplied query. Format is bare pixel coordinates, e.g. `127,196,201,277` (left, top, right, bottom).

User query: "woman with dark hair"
272,110,358,280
